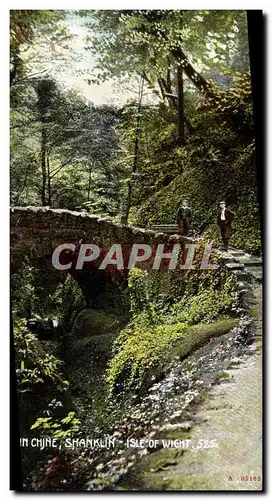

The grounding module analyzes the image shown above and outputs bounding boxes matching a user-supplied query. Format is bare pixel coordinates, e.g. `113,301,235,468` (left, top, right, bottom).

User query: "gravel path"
161,342,262,490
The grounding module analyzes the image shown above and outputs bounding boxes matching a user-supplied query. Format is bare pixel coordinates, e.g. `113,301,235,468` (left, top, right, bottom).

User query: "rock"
96,463,105,472
226,262,245,270
230,357,243,365
71,309,123,338
159,421,193,432
169,410,183,422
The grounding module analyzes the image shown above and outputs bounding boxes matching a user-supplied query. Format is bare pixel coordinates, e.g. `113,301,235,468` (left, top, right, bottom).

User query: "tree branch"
49,150,79,179
10,69,48,87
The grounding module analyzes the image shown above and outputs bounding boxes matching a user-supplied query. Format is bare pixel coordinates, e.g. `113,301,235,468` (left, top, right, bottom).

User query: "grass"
248,308,259,320
216,371,233,381
169,318,238,362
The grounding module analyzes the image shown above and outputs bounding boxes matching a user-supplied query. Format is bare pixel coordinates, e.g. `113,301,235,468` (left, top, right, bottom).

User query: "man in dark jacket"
177,200,192,236
217,201,235,251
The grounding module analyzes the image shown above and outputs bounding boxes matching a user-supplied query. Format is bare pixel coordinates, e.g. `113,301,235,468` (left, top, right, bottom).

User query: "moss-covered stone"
117,448,183,490
107,317,238,395
70,309,125,338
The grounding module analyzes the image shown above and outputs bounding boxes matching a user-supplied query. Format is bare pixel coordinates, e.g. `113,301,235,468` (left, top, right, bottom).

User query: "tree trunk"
41,126,47,206
157,78,166,101
157,75,195,134
47,155,51,206
37,79,56,206
121,76,144,225
87,168,92,202
167,65,172,90
171,45,215,99
160,77,176,107
177,65,185,146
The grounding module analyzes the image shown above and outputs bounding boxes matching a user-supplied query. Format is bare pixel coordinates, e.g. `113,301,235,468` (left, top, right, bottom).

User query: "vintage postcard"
10,9,263,492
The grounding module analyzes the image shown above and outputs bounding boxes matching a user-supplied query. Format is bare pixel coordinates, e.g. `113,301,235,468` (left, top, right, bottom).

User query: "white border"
2,3,271,498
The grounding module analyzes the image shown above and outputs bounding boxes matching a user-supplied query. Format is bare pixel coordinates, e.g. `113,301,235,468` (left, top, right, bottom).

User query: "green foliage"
133,126,260,254
10,10,260,255
127,248,236,315
106,314,238,396
78,10,257,233
14,318,68,393
127,268,153,315
11,264,86,330
85,10,249,84
228,192,261,253
10,10,67,85
127,266,237,322
49,275,86,330
30,411,80,438
11,264,38,318
106,315,187,394
164,280,237,325
10,78,121,214
9,12,261,490
106,268,238,395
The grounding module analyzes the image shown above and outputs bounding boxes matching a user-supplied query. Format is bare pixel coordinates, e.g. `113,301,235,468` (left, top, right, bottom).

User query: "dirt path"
160,342,262,490
116,332,262,492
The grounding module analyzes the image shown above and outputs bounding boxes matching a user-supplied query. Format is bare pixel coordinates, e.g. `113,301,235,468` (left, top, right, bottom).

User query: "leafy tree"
83,10,250,139
11,78,122,212
10,10,67,86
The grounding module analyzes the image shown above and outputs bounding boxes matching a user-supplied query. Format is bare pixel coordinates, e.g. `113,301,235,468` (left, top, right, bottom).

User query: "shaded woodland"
10,10,261,491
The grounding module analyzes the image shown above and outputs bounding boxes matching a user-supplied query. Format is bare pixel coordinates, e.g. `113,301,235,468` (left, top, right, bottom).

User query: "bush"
106,316,187,394
30,411,81,439
14,318,69,394
11,264,86,332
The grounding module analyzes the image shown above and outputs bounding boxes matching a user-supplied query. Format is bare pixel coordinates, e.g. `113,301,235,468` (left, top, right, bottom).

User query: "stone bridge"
10,206,191,265
10,207,193,309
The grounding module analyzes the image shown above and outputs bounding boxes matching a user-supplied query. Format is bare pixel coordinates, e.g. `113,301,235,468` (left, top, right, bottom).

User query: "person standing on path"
217,201,235,252
177,200,192,236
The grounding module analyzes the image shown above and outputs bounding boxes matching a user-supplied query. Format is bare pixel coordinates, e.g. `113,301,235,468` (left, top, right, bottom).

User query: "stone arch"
10,206,192,312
